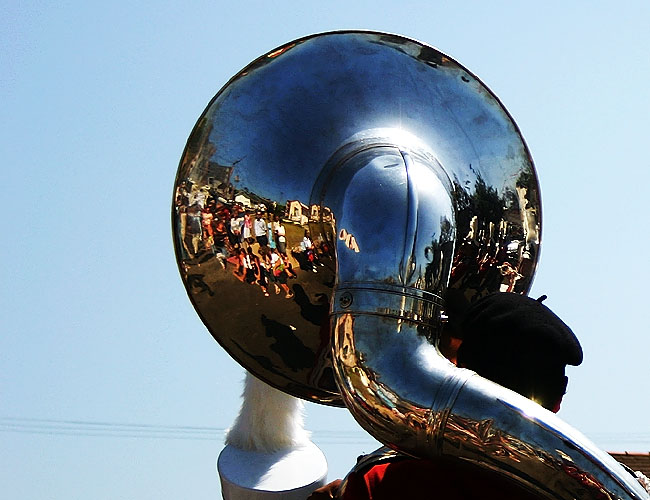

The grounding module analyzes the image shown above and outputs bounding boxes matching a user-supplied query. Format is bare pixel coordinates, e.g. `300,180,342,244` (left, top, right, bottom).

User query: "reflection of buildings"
176,115,233,200
610,453,650,479
233,190,272,212
235,193,252,208
287,201,310,225
181,147,235,200
205,162,234,197
310,205,333,223
286,201,333,226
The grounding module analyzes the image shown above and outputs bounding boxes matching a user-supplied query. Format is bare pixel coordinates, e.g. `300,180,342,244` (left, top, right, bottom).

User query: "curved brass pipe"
328,145,646,499
172,31,648,499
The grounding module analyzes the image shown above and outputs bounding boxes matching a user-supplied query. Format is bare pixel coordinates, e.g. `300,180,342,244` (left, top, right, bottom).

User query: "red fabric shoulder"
341,458,545,500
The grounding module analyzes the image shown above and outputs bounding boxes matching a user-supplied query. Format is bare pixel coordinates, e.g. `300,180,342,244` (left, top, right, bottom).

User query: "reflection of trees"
473,176,504,230
453,175,503,241
424,216,455,294
447,171,539,311
516,169,535,191
453,181,473,242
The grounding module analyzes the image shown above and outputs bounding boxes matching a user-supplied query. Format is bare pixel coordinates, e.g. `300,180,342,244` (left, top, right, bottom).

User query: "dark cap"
455,293,582,406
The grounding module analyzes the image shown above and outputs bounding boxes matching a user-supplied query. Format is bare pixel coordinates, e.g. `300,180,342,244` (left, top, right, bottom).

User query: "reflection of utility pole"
232,175,241,201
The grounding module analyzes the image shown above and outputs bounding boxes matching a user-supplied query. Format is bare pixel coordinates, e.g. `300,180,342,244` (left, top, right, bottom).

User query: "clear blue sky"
2,1,649,498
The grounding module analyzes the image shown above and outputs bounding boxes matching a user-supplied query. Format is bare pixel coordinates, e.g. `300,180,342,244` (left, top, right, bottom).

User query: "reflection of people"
230,210,243,249
499,262,523,292
282,252,298,279
233,248,246,281
242,213,253,244
310,293,584,500
174,198,192,260
201,205,215,252
301,230,313,252
257,250,271,297
300,230,318,272
271,248,294,298
213,218,229,268
264,252,281,295
186,204,202,256
267,221,277,250
175,180,189,206
244,247,259,285
275,217,287,254
255,212,268,247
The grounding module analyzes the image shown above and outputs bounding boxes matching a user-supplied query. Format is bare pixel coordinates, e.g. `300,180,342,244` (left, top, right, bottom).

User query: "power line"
1,416,221,432
7,417,642,448
0,417,226,440
0,417,373,443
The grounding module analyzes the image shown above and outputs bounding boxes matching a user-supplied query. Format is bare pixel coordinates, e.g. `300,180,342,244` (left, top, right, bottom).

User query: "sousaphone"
173,31,647,499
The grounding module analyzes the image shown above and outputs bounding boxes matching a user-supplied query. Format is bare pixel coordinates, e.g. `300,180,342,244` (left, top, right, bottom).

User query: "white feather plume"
225,371,311,453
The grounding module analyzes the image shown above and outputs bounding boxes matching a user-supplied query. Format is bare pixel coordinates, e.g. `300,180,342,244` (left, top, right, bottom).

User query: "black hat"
455,292,582,408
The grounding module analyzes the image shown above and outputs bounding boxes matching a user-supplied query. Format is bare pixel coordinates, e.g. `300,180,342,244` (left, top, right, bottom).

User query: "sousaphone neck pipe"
328,145,645,499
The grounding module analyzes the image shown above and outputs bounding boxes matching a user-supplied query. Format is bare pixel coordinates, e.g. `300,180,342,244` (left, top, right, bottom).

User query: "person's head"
454,292,582,412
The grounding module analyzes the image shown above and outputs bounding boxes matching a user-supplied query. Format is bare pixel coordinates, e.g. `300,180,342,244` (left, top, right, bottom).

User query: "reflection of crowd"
292,229,324,273
449,227,531,296
231,246,297,298
174,180,321,299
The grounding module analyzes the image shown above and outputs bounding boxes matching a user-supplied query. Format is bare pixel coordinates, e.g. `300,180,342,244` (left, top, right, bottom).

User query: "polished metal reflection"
172,31,541,404
333,313,647,498
327,139,644,495
173,31,646,498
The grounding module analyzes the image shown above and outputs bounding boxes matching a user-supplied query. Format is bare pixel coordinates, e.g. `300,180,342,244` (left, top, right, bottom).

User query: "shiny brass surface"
173,31,539,404
173,31,647,498
333,312,647,498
